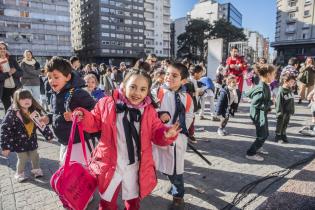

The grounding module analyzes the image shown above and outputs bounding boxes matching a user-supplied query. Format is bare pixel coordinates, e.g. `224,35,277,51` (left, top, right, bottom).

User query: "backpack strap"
157,87,165,104
185,93,192,113
158,87,192,113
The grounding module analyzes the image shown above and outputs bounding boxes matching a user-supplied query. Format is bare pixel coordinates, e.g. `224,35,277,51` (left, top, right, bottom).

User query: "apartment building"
70,0,145,64
271,0,315,64
144,0,171,58
0,0,72,62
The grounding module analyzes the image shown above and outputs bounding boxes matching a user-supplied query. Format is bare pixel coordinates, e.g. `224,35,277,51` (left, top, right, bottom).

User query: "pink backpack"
50,116,97,210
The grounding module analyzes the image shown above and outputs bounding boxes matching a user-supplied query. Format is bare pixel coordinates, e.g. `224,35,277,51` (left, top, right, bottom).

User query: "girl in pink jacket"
75,69,181,210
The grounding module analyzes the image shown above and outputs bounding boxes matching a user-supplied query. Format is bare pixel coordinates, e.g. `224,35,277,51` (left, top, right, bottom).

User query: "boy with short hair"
153,62,194,210
215,75,239,136
275,73,296,143
42,56,96,164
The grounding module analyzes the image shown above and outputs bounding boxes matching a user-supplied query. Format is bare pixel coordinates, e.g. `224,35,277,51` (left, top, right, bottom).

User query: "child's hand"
164,122,182,138
160,113,171,123
39,116,49,125
73,110,84,122
1,150,10,157
63,111,73,121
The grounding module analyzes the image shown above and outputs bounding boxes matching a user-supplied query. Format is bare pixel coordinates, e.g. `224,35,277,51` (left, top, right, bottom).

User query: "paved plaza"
0,101,315,210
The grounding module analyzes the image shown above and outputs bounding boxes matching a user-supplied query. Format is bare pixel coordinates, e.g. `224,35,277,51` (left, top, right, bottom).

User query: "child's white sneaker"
258,147,269,155
14,172,27,182
246,154,264,162
217,128,225,136
31,168,43,178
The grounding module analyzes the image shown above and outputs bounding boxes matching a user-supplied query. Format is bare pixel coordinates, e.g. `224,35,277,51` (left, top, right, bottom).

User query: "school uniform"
153,86,194,198
275,86,295,138
78,90,177,210
246,81,272,156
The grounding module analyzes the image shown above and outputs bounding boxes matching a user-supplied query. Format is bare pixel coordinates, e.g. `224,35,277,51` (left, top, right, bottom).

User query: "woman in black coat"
0,41,23,112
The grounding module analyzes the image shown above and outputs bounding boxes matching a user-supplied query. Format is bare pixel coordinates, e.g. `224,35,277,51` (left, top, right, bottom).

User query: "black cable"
221,153,315,210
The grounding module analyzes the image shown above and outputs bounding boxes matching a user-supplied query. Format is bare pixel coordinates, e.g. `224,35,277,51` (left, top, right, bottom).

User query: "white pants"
199,93,215,116
23,86,41,101
59,140,94,165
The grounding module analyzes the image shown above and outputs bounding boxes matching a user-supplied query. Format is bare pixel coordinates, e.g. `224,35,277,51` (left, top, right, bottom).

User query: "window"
19,0,29,7
304,10,310,16
288,0,297,7
102,33,109,37
289,12,295,19
6,21,18,28
20,23,31,29
20,11,29,17
0,9,4,16
5,0,16,5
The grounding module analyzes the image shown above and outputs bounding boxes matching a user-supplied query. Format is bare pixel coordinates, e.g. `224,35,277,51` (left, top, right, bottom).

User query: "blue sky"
171,0,276,42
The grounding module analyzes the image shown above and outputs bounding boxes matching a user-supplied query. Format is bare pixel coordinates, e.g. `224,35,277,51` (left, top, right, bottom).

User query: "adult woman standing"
0,41,23,112
298,57,315,103
20,50,41,100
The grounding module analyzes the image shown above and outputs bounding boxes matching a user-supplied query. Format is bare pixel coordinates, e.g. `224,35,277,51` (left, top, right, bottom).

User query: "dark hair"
133,59,151,72
146,54,157,61
254,64,275,77
281,72,296,84
12,89,46,124
288,57,299,66
190,65,204,75
69,56,79,64
230,46,238,51
122,69,158,108
169,62,189,80
45,56,72,76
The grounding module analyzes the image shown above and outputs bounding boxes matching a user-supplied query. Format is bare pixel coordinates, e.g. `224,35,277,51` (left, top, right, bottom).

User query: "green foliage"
177,18,247,62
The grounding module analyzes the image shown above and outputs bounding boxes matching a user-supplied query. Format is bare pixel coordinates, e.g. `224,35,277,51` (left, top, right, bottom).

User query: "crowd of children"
0,39,313,209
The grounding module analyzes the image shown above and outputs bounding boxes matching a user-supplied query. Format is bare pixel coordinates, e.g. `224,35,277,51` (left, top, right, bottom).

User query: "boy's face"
165,66,182,91
231,49,238,57
72,60,81,69
47,70,71,93
193,71,203,80
227,79,237,89
286,79,296,89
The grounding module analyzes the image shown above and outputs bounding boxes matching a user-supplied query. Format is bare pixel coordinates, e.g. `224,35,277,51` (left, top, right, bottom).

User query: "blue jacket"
199,76,215,92
91,88,105,102
216,86,230,117
0,108,54,153
49,72,96,145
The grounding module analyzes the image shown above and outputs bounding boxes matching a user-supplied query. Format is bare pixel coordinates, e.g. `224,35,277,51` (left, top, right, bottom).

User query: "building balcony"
287,6,298,12
285,29,296,34
271,38,315,47
286,18,297,23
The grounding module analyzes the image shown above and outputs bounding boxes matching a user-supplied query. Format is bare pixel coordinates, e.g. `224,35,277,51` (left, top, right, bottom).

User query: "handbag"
50,116,97,210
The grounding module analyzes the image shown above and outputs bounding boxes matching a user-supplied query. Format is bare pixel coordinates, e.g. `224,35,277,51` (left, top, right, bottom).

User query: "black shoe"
188,136,197,144
169,197,185,210
274,134,282,142
282,135,289,143
298,99,302,104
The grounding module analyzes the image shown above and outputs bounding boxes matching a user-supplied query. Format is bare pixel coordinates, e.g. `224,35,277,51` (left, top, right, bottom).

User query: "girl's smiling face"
123,75,149,106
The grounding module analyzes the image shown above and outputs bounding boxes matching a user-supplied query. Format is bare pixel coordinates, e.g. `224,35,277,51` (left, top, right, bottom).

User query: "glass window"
20,11,29,17
5,0,16,5
19,0,29,7
20,23,31,29
304,10,310,16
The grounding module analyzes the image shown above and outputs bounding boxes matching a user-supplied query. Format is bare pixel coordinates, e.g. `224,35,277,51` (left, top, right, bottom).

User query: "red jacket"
226,56,247,76
77,93,177,199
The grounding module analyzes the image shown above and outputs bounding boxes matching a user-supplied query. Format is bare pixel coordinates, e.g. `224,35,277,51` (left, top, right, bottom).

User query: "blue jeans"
167,174,185,198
